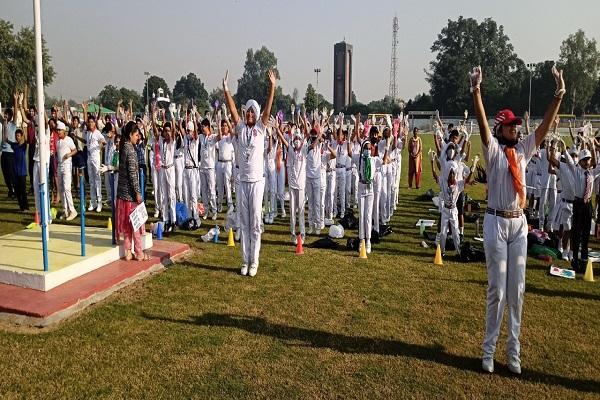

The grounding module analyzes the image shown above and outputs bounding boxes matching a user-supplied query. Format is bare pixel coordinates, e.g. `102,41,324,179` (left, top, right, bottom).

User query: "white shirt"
484,133,536,210
160,137,175,167
184,135,199,168
287,142,307,189
57,136,76,166
103,135,114,164
2,122,17,153
440,179,466,208
235,120,266,182
218,135,235,161
306,142,324,179
199,133,218,169
336,141,349,169
86,129,104,157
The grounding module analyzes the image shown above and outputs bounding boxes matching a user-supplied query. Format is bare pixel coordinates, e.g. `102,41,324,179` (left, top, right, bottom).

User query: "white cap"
56,121,66,131
579,149,591,160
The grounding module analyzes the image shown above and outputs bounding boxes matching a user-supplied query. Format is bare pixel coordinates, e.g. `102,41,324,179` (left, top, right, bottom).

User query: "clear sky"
4,0,600,104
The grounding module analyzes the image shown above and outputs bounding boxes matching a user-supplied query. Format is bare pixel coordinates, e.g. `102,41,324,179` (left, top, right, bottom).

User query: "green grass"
0,135,599,399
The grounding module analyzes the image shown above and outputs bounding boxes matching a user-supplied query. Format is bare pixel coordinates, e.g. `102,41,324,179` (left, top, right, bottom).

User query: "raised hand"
469,66,483,91
222,70,229,91
552,64,566,97
267,70,276,87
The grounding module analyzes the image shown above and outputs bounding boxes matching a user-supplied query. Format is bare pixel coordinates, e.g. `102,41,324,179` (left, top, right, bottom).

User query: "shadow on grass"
143,312,600,394
185,261,240,274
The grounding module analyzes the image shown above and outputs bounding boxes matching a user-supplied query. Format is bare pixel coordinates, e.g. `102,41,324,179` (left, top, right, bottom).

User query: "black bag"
340,210,358,230
459,241,486,262
347,237,360,251
310,237,339,249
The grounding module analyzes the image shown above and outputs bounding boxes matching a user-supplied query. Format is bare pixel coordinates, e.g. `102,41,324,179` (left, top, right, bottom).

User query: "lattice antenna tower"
389,15,399,100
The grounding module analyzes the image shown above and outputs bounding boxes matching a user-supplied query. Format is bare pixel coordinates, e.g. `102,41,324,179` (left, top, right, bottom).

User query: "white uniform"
183,134,200,224
235,119,266,269
34,128,52,238
350,141,361,208
57,135,77,216
358,149,377,244
377,139,391,224
287,140,307,239
86,129,105,208
217,135,235,209
103,134,115,204
438,161,464,254
199,132,218,217
393,136,404,209
174,134,185,201
324,140,337,222
537,150,557,230
482,133,536,365
263,136,277,220
149,134,162,215
306,142,326,232
335,141,349,218
160,137,177,224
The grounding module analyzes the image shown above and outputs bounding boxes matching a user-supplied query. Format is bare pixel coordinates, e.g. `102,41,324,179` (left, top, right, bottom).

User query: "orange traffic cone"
295,233,304,255
359,239,368,259
584,259,595,282
434,244,443,266
34,211,40,225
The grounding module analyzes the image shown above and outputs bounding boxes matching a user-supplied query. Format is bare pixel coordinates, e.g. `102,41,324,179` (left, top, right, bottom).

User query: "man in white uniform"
470,65,565,375
199,118,219,220
56,121,78,220
335,129,349,219
223,69,276,277
183,120,200,228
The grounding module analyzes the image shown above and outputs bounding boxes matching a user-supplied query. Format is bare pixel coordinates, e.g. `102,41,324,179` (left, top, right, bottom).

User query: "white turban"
245,99,260,117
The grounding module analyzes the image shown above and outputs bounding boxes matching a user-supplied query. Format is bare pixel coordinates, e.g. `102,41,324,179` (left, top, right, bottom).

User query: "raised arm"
222,70,240,127
469,66,491,148
533,66,566,147
261,70,277,126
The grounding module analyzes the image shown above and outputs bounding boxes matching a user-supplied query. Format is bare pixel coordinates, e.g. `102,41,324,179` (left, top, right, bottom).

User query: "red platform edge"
0,240,190,318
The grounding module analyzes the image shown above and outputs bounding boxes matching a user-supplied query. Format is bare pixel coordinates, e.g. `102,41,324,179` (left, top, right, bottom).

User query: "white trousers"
264,165,277,217
379,166,390,223
216,161,233,207
387,166,396,216
200,168,216,215
174,156,184,201
184,168,199,223
482,214,527,362
372,171,382,233
538,187,557,229
350,166,359,207
320,171,326,228
358,184,373,240
57,162,75,215
104,169,113,205
325,170,336,220
87,153,102,207
151,163,162,213
238,179,265,266
306,177,322,229
275,165,286,215
439,206,460,253
33,162,52,224
160,166,176,224
335,167,347,216
394,156,402,207
289,187,306,236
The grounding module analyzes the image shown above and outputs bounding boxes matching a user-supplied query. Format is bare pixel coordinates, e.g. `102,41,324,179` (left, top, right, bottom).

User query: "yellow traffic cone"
227,228,235,247
434,244,443,266
359,239,368,259
584,259,595,282
107,217,112,230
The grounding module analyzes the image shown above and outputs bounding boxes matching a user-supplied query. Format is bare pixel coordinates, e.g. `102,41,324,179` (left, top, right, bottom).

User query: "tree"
98,85,143,112
558,30,600,114
342,102,369,116
208,87,225,109
235,47,280,107
0,19,54,105
172,72,209,109
141,75,171,105
405,93,434,112
589,79,600,114
274,87,293,118
304,83,318,112
427,17,523,115
367,95,401,114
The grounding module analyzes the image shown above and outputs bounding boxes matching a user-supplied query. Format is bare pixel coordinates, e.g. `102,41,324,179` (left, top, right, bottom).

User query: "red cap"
494,109,522,126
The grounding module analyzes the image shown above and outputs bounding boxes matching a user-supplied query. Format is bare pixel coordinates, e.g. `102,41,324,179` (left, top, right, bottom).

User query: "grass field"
0,134,599,399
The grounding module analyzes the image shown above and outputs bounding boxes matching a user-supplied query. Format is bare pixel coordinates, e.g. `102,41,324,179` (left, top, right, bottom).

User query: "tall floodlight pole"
314,68,321,110
144,71,150,109
389,15,399,100
526,63,535,116
33,0,49,271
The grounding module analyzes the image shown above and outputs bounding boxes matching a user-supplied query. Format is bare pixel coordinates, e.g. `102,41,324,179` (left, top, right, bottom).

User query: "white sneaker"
235,230,241,241
291,234,298,245
240,264,248,276
366,239,372,254
218,205,223,213
153,210,160,218
212,212,218,221
66,211,78,221
307,227,314,235
315,229,321,235
562,250,569,261
507,358,521,375
95,205,102,213
482,357,494,373
248,264,258,277
88,204,95,212
568,250,573,261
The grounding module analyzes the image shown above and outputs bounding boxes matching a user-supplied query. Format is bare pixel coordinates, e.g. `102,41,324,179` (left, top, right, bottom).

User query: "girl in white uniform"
470,65,565,375
223,70,276,277
199,118,219,220
217,119,235,212
84,114,105,212
183,120,200,228
354,131,377,254
280,129,308,244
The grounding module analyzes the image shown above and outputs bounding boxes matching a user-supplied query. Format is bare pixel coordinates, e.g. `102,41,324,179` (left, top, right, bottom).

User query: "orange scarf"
504,147,526,209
